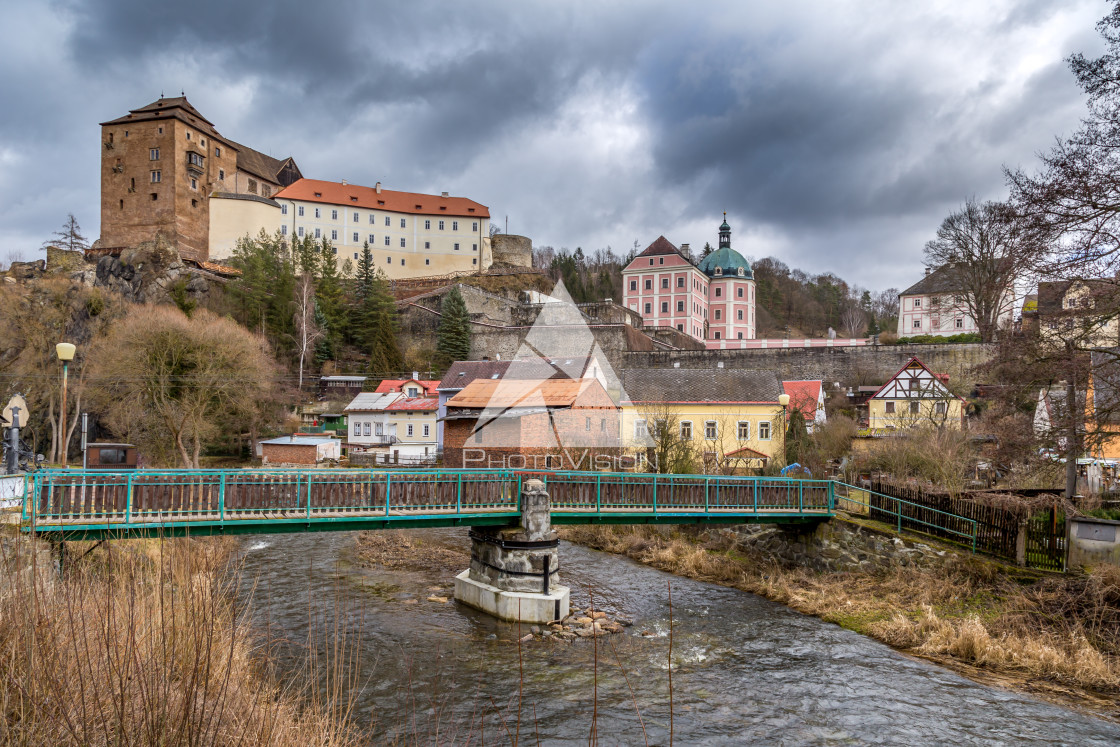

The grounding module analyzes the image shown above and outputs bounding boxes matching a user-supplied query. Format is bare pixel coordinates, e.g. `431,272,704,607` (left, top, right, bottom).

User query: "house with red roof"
782,380,826,431
867,357,965,430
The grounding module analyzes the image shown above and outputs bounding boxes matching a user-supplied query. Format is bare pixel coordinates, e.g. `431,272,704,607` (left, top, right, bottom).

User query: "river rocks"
518,608,632,643
427,595,449,603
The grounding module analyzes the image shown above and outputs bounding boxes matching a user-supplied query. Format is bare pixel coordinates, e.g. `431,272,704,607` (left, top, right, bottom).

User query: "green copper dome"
697,247,753,279
698,213,752,279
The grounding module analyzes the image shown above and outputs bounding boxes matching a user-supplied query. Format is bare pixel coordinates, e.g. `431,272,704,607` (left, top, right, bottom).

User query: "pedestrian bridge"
20,468,833,540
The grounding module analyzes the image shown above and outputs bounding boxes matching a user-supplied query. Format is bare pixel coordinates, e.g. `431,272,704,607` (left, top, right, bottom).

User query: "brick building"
443,378,621,469
99,96,301,262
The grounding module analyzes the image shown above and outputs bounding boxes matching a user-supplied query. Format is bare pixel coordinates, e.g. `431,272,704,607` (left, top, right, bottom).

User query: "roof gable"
870,357,962,401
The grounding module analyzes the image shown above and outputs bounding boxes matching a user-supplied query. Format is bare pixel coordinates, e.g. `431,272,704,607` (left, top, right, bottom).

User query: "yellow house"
618,369,787,472
867,357,965,430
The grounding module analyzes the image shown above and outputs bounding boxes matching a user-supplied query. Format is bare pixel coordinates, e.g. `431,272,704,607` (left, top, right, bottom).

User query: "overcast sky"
0,0,1106,291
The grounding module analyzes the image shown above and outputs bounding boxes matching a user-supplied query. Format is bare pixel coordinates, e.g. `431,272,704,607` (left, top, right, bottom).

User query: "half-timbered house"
867,357,965,430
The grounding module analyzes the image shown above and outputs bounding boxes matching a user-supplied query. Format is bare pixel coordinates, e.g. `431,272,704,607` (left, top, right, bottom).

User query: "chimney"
412,371,419,380
289,434,295,442
375,182,382,194
681,243,690,254
441,191,449,198
924,267,931,276
341,179,347,186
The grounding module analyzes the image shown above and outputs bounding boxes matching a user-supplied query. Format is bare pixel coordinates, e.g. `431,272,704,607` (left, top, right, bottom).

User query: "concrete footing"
454,570,570,623
453,478,570,623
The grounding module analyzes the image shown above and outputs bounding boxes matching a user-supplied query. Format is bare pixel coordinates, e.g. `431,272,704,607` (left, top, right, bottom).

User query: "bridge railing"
833,482,977,553
25,468,520,525
538,471,834,515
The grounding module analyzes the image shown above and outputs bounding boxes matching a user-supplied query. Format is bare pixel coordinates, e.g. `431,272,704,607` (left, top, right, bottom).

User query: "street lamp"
56,343,76,467
778,393,791,466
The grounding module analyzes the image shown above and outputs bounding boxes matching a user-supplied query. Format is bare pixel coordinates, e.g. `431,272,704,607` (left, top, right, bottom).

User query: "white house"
897,264,1015,338
344,393,400,452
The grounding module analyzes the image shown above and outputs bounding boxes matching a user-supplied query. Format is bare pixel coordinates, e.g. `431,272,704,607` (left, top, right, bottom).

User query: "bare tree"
292,272,323,391
41,214,90,253
839,301,867,338
874,288,899,322
923,199,1045,342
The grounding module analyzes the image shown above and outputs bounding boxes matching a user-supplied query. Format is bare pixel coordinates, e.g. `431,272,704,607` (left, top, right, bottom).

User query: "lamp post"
778,392,791,465
56,343,76,467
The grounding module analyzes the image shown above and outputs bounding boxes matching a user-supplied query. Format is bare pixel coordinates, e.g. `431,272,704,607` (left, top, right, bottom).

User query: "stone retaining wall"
726,515,950,572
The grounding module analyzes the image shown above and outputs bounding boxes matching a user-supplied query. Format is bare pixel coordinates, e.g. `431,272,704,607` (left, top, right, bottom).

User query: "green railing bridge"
21,468,835,540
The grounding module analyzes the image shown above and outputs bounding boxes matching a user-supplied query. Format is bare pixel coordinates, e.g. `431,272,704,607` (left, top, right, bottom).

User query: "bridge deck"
21,469,834,540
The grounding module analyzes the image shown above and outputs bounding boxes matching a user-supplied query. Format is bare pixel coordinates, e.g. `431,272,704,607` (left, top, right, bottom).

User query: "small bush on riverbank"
0,535,360,746
559,525,1120,701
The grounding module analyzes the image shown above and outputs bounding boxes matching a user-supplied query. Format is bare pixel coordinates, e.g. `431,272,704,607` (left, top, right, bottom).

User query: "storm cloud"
0,0,1104,289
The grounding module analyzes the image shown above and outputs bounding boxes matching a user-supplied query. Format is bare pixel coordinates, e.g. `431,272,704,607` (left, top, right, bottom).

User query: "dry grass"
559,525,1120,700
0,534,362,746
354,530,468,574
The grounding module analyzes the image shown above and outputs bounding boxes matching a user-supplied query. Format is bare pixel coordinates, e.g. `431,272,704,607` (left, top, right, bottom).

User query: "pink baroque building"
621,215,756,342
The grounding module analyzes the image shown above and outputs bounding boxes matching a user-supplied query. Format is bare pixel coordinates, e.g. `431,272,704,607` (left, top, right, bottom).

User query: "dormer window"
737,267,745,277
714,267,722,276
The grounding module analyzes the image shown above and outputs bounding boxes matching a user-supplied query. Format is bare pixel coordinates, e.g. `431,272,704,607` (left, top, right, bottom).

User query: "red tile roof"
782,380,822,423
375,379,440,395
274,178,490,219
385,397,438,411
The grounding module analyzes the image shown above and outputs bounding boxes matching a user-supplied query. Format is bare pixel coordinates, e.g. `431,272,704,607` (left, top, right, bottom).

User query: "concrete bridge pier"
454,479,570,623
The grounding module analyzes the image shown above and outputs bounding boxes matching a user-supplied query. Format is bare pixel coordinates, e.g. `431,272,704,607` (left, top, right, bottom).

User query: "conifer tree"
315,239,347,355
355,241,375,300
436,286,472,368
366,269,403,374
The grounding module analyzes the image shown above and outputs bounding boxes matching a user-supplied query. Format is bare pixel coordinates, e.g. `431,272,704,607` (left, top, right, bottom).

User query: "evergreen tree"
700,242,714,259
784,409,810,466
41,213,90,252
227,229,296,345
364,269,403,374
436,286,472,369
354,241,375,301
315,239,348,354
867,313,881,336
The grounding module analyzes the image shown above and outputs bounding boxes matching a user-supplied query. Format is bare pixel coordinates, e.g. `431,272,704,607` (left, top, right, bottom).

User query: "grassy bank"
0,532,360,746
558,525,1120,717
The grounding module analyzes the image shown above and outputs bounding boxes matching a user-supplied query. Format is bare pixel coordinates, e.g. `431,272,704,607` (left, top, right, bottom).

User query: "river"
235,529,1120,745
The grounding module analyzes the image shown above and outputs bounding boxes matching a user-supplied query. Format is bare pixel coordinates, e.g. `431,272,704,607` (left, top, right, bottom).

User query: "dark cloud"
0,1,1105,290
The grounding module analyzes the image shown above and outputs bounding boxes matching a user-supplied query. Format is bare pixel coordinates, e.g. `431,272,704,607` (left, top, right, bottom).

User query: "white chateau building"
897,265,1014,338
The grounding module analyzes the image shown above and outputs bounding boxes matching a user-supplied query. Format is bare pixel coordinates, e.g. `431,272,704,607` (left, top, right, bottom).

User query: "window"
281,225,288,235
704,421,717,439
353,252,358,259
737,287,743,298
659,258,664,265
400,238,406,248
677,277,684,288
737,310,743,320
680,421,692,440
387,256,391,263
472,258,477,265
452,221,458,230
738,332,743,339
645,279,652,290
423,424,430,437
150,192,157,200
662,278,669,288
188,152,204,168
661,302,668,313
385,236,391,246
407,424,414,437
282,204,288,215
385,216,390,226
425,242,431,249
99,447,127,465
913,319,921,329
314,208,321,218
909,401,920,414
331,209,338,220
298,227,304,237
909,379,919,390
247,178,257,194
935,401,947,415
190,178,197,190
402,258,406,265
885,401,895,414
601,418,607,432
370,214,376,224
149,148,159,160
454,243,460,251
401,218,407,228
677,301,684,312
914,298,922,308
298,205,304,216
473,222,478,231
714,331,721,339
364,423,371,436
352,232,359,242
634,420,648,438
314,228,321,238
219,168,225,180
644,303,651,314
426,259,430,265
150,170,161,183
737,422,749,440
758,421,771,440
630,280,637,291
714,310,721,320
585,417,592,431
354,422,361,436
215,146,221,157
425,220,431,229
715,287,722,297
955,318,963,329
331,230,338,240
186,132,191,140
649,259,654,266
353,212,359,222
407,386,419,397
369,234,375,243
677,324,683,331
439,220,445,230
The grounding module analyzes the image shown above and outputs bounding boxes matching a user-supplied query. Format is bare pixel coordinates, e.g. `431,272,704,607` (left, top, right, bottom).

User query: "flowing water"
235,529,1120,745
